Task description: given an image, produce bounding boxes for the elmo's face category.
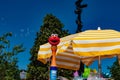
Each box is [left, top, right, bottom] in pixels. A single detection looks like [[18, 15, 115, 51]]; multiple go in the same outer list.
[[48, 34, 60, 46]]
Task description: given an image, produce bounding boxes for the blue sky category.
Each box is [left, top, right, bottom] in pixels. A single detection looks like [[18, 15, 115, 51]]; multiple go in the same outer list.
[[0, 0, 120, 73]]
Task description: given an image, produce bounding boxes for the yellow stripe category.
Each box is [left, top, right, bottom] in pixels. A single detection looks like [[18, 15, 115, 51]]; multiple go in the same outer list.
[[73, 42, 120, 48], [73, 30, 120, 40], [37, 53, 51, 59], [57, 53, 80, 60], [58, 42, 70, 49], [73, 37, 120, 40], [73, 35, 120, 40], [39, 42, 70, 51], [56, 58, 80, 64], [77, 33, 120, 36], [66, 45, 73, 49], [40, 48, 50, 51], [37, 58, 47, 64], [82, 60, 93, 66], [56, 64, 79, 70], [74, 49, 120, 56]]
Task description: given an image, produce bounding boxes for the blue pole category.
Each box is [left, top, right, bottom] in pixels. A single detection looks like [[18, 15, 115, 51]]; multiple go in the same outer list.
[[50, 66, 57, 80]]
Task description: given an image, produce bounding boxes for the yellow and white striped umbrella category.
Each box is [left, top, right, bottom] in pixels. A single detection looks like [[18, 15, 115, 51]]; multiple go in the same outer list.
[[38, 29, 120, 70], [72, 29, 120, 56]]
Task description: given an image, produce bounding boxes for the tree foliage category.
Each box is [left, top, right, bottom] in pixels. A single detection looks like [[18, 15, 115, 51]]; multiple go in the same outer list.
[[27, 14, 74, 80], [0, 32, 25, 80], [108, 58, 120, 80]]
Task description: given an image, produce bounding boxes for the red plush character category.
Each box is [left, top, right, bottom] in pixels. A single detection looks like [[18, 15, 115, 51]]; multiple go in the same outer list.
[[48, 34, 60, 46]]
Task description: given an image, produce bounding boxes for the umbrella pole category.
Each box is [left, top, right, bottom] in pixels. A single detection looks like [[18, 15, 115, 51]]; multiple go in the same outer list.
[[98, 56, 101, 79], [117, 55, 120, 65]]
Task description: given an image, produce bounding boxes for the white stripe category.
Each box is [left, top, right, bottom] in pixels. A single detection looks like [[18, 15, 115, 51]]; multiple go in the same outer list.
[[58, 52, 93, 59], [58, 46, 68, 51], [67, 44, 73, 48], [40, 41, 70, 48], [38, 50, 52, 54], [65, 48, 73, 53], [58, 41, 70, 46], [40, 44, 51, 48], [73, 38, 120, 44], [73, 45, 120, 52], [58, 52, 77, 57]]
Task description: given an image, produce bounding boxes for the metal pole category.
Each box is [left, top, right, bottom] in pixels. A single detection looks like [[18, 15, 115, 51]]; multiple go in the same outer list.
[[98, 56, 101, 79], [117, 55, 120, 65]]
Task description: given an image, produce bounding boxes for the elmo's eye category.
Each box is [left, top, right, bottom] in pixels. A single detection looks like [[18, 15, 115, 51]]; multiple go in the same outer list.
[[51, 34, 58, 37]]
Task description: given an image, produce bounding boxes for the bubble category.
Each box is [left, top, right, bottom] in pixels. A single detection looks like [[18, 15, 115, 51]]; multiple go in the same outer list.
[[20, 29, 24, 32], [26, 28, 30, 34], [20, 34, 23, 37], [1, 17, 5, 21], [14, 34, 17, 37]]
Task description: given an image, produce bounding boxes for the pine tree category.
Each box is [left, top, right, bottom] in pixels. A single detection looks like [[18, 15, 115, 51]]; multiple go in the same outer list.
[[0, 32, 25, 80], [27, 14, 74, 80], [108, 58, 120, 80]]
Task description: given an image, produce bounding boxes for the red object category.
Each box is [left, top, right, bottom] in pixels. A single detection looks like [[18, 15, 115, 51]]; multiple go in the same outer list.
[[48, 34, 60, 46]]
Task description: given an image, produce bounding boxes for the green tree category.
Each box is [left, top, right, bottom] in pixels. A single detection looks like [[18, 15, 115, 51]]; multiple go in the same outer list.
[[0, 32, 25, 80], [27, 14, 73, 80], [108, 58, 120, 80]]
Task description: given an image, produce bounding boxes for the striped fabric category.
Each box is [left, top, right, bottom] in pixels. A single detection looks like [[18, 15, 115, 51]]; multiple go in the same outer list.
[[38, 32, 94, 70], [38, 29, 120, 70], [72, 30, 120, 56]]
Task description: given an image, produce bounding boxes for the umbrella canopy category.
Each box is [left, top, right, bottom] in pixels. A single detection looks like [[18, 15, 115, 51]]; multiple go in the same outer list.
[[69, 29, 120, 77], [38, 29, 120, 70], [56, 29, 120, 56], [71, 29, 120, 57], [38, 32, 90, 70]]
